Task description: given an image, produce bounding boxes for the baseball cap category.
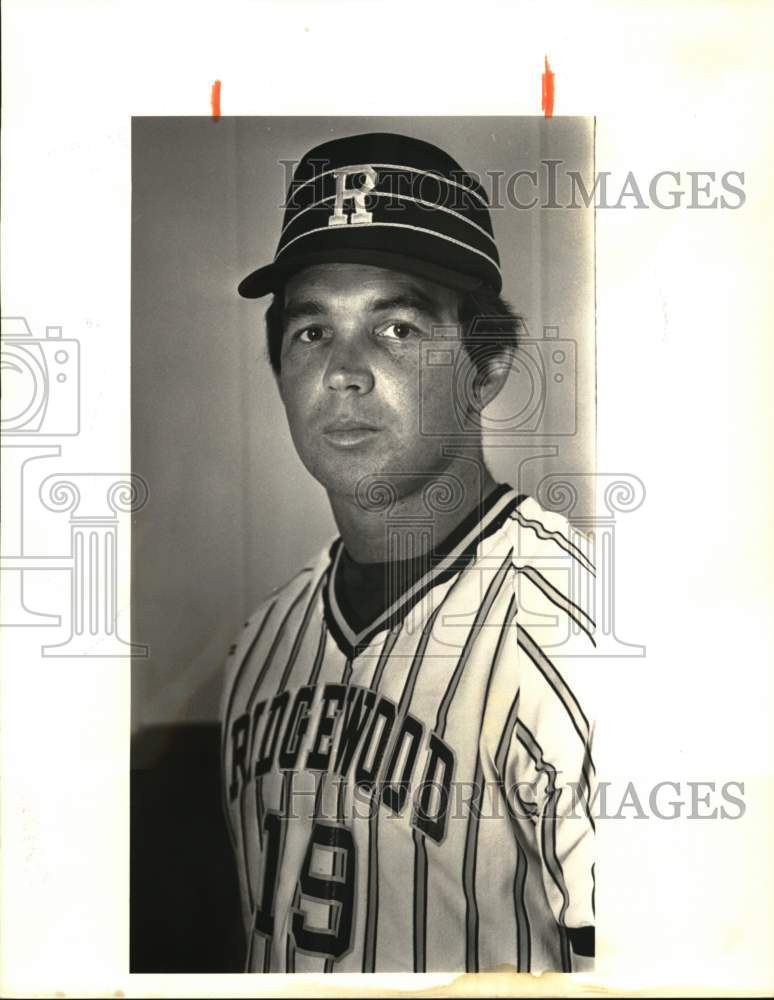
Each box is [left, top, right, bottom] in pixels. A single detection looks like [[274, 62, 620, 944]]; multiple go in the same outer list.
[[237, 132, 502, 298]]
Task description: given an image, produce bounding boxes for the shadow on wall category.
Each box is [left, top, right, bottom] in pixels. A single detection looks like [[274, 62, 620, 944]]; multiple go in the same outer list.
[[130, 723, 245, 972]]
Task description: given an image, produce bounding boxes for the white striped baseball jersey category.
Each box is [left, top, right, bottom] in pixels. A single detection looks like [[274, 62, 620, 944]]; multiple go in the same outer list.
[[221, 484, 596, 974]]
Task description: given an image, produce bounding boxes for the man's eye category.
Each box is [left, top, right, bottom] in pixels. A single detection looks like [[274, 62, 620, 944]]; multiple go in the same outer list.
[[376, 322, 416, 341], [297, 326, 326, 343]]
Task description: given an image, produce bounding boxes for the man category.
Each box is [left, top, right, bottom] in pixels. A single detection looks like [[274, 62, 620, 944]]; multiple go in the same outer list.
[[221, 132, 596, 974]]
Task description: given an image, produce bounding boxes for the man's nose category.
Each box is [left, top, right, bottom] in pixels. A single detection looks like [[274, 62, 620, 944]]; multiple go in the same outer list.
[[323, 339, 375, 394]]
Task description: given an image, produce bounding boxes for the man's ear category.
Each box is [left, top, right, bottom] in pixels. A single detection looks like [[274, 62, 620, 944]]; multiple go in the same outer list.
[[473, 352, 512, 411]]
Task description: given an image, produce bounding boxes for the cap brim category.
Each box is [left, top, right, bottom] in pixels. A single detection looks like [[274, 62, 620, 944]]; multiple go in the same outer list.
[[238, 248, 485, 299]]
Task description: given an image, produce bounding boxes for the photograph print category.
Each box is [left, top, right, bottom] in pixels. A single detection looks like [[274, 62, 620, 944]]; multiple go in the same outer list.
[[130, 116, 598, 975]]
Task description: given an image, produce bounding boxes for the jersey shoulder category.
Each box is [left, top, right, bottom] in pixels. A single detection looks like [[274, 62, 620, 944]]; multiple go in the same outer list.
[[242, 540, 332, 635], [219, 538, 336, 722], [506, 494, 594, 572], [500, 495, 596, 656]]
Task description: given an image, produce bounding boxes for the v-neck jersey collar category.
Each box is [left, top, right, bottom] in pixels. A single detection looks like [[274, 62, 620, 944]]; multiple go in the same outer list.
[[321, 483, 526, 658]]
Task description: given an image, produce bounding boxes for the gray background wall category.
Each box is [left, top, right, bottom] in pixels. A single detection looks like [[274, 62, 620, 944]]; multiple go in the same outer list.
[[131, 116, 595, 734]]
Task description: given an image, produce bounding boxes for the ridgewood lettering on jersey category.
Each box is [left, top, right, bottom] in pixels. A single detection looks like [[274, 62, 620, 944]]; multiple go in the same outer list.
[[228, 682, 455, 843]]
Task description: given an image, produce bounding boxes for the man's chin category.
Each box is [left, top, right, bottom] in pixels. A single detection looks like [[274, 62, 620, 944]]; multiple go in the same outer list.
[[304, 457, 461, 512], [303, 459, 383, 502]]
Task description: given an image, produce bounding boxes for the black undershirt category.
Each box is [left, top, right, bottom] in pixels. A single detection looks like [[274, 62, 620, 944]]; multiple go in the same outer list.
[[334, 482, 510, 635]]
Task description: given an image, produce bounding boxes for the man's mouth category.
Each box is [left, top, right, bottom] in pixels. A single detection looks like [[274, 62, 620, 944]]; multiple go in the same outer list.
[[321, 418, 382, 447]]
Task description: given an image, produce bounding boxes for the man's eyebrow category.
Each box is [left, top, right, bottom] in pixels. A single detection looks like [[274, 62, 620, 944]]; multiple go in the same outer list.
[[369, 291, 445, 317], [282, 289, 449, 325], [282, 298, 327, 324]]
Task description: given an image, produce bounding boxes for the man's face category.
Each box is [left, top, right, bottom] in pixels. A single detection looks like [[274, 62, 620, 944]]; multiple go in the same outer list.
[[277, 263, 474, 501]]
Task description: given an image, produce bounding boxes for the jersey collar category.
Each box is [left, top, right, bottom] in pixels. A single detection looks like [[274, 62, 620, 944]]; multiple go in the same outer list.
[[322, 484, 526, 658]]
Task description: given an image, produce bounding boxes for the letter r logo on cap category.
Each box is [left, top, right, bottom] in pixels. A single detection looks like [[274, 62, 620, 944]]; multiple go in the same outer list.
[[328, 165, 378, 227]]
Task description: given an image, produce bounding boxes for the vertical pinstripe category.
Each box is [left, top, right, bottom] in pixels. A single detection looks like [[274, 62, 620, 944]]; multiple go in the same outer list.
[[245, 580, 313, 714], [461, 593, 517, 972], [259, 772, 295, 973], [412, 829, 428, 972], [285, 768, 329, 972], [513, 837, 531, 972], [323, 656, 354, 973], [278, 574, 326, 691], [558, 924, 572, 972], [495, 687, 531, 972], [361, 623, 403, 972], [307, 617, 328, 686], [362, 795, 380, 973], [285, 616, 338, 972], [434, 550, 513, 738]]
